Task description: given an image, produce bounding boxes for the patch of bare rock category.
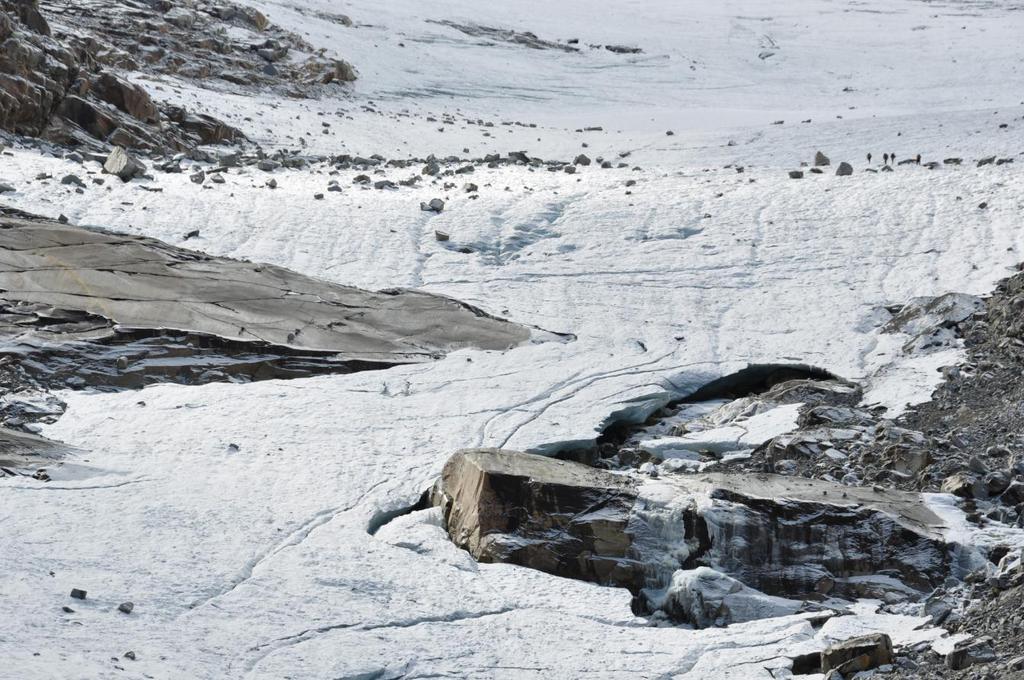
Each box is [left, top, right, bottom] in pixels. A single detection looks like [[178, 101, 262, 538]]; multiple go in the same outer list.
[[0, 0, 357, 153]]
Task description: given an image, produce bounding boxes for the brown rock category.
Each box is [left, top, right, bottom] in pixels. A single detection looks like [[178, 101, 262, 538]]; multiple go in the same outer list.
[[436, 449, 641, 588], [93, 72, 159, 123], [821, 634, 893, 674]]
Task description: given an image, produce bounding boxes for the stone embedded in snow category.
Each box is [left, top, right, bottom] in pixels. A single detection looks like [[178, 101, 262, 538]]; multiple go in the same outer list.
[[821, 633, 893, 674], [659, 567, 804, 627], [0, 183, 14, 193], [574, 154, 591, 166], [435, 449, 960, 623], [102, 147, 145, 182], [421, 198, 445, 212], [118, 601, 134, 614], [836, 162, 853, 176], [789, 170, 804, 179], [70, 588, 87, 600], [435, 230, 450, 242], [605, 44, 642, 54], [814, 151, 830, 166], [321, 59, 357, 84]]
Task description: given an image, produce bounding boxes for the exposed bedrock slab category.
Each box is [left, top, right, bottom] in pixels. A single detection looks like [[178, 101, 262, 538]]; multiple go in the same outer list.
[[436, 449, 973, 623], [0, 426, 77, 474], [0, 214, 532, 381]]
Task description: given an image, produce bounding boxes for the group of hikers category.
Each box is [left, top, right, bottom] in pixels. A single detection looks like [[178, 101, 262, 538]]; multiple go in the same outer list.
[[866, 153, 922, 165]]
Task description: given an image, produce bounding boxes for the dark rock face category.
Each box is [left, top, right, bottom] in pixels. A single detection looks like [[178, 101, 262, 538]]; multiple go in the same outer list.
[[435, 449, 961, 623], [0, 0, 357, 151], [0, 211, 532, 392], [92, 73, 158, 124], [436, 448, 642, 588], [0, 0, 243, 151], [698, 474, 950, 598]]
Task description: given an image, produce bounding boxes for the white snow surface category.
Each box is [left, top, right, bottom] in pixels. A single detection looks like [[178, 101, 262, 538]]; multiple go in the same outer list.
[[3, 0, 1024, 677]]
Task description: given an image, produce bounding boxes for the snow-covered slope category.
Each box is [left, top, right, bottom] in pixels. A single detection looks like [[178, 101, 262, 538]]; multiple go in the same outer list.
[[2, 0, 1024, 678]]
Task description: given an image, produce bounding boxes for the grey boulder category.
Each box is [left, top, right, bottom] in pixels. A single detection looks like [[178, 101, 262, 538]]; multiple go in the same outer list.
[[103, 146, 145, 182]]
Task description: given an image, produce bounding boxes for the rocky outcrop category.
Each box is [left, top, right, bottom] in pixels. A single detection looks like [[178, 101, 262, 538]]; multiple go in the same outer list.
[[0, 0, 245, 151], [0, 0, 358, 151], [437, 447, 641, 587], [821, 633, 894, 675], [92, 72, 158, 124], [884, 292, 984, 355], [0, 426, 76, 475], [435, 449, 965, 624], [0, 212, 533, 391]]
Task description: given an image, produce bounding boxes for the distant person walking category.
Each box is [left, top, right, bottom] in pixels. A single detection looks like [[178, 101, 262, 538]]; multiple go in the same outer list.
[[867, 153, 872, 164], [883, 153, 889, 164]]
